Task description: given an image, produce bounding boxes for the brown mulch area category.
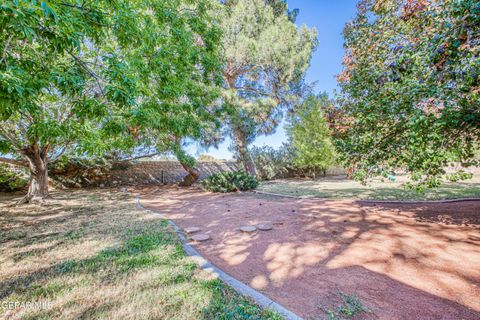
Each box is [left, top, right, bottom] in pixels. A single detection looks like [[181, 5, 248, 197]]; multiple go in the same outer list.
[[137, 186, 480, 320]]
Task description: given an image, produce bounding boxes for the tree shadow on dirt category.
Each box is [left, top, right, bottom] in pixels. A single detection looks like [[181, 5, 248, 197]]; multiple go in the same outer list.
[[140, 187, 480, 320], [372, 200, 480, 227]]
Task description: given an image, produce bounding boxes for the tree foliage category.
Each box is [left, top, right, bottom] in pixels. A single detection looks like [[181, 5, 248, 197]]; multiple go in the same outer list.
[[337, 0, 480, 187], [0, 0, 222, 200], [264, 0, 299, 22], [288, 94, 336, 178], [219, 0, 317, 175]]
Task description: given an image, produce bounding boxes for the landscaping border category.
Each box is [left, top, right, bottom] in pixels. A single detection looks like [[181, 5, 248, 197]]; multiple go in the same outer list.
[[134, 195, 303, 320], [253, 190, 480, 204]]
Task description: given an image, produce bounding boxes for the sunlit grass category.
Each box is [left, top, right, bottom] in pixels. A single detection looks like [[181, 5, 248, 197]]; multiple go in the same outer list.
[[258, 174, 480, 201], [318, 292, 369, 320], [0, 190, 280, 320]]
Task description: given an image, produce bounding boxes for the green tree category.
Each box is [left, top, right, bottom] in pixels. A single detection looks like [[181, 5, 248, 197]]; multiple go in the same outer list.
[[0, 0, 221, 202], [288, 94, 336, 178], [219, 0, 317, 176], [337, 0, 480, 187]]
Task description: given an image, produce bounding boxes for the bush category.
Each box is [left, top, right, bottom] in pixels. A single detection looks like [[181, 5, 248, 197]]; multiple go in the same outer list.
[[250, 145, 295, 180], [202, 171, 258, 193], [0, 164, 28, 192], [251, 144, 334, 180]]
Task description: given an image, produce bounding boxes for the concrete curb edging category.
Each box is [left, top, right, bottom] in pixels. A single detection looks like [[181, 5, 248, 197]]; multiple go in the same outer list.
[[253, 190, 480, 204], [357, 198, 480, 204], [253, 190, 313, 199], [134, 196, 303, 320]]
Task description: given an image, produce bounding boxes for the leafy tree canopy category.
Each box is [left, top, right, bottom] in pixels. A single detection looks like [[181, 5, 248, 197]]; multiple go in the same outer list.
[[0, 0, 222, 201], [219, 0, 317, 175], [337, 0, 480, 187]]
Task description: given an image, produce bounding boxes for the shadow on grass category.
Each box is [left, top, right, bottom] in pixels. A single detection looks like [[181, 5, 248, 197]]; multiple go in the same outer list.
[[0, 223, 175, 298], [0, 190, 280, 320], [259, 176, 480, 201]]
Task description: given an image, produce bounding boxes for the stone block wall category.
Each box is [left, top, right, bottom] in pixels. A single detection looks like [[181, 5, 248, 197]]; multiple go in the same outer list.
[[325, 166, 346, 176], [94, 161, 241, 187]]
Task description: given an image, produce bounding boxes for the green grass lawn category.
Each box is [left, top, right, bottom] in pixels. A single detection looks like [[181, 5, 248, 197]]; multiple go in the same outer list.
[[258, 174, 480, 201], [0, 190, 280, 320]]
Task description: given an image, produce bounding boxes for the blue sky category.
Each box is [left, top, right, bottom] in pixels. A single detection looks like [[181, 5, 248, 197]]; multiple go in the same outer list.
[[190, 0, 358, 159]]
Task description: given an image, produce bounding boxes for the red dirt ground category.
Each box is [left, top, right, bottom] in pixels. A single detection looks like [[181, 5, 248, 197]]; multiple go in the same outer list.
[[137, 186, 480, 320]]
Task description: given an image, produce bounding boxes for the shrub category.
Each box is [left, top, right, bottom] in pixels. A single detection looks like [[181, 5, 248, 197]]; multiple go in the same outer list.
[[0, 164, 28, 192], [251, 144, 336, 180], [250, 145, 295, 180], [202, 171, 258, 193]]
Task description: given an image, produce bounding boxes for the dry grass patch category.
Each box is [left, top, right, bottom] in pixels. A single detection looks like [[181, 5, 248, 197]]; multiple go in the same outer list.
[[0, 189, 280, 320], [258, 174, 480, 200]]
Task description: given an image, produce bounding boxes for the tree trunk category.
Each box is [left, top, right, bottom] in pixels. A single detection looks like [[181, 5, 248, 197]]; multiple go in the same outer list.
[[172, 139, 200, 187], [19, 144, 50, 203], [178, 160, 200, 187], [224, 70, 256, 177], [232, 128, 256, 177]]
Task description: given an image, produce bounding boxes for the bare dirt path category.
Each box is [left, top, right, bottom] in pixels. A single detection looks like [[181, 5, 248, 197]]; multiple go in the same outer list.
[[137, 186, 480, 320]]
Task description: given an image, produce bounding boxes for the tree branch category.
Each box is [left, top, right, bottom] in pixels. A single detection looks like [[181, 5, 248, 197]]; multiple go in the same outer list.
[[65, 49, 106, 98], [49, 142, 70, 162], [60, 2, 106, 16], [116, 153, 160, 162], [0, 125, 22, 150], [1, 34, 13, 66], [0, 157, 27, 167]]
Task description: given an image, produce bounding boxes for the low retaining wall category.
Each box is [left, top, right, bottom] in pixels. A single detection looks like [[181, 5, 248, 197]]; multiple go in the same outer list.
[[90, 161, 241, 187], [325, 166, 346, 176], [52, 160, 347, 188]]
